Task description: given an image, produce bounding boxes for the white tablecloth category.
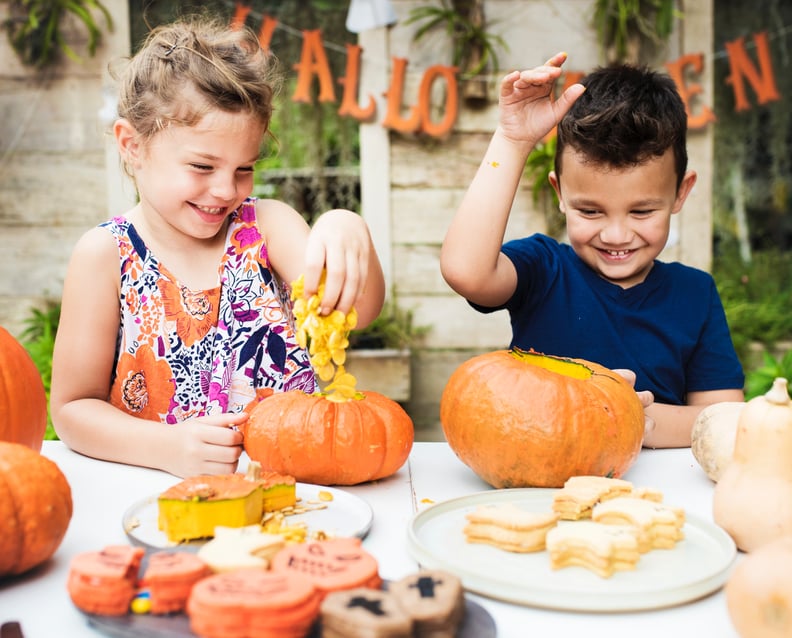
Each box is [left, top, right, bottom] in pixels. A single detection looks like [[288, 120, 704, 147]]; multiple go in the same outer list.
[[0, 441, 740, 638]]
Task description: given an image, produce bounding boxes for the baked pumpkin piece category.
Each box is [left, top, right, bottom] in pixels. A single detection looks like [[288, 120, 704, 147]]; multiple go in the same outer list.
[[158, 463, 296, 543]]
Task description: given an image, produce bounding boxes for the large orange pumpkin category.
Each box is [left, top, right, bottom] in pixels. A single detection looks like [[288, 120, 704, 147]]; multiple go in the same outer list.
[[0, 442, 73, 577], [0, 325, 47, 450], [440, 349, 645, 488], [243, 390, 414, 486]]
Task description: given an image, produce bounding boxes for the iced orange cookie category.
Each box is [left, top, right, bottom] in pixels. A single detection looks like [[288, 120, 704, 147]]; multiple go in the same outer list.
[[270, 537, 381, 599], [187, 568, 320, 638], [67, 545, 145, 616], [139, 550, 212, 614]]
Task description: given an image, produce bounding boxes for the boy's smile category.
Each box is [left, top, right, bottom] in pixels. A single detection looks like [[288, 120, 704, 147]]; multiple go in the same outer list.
[[550, 148, 696, 289]]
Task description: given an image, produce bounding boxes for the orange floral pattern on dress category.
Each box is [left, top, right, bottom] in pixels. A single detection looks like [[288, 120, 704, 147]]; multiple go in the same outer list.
[[109, 344, 174, 420], [159, 279, 220, 348], [101, 198, 316, 424]]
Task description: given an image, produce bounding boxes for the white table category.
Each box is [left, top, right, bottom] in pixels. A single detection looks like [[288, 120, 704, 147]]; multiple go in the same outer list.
[[1, 442, 740, 638]]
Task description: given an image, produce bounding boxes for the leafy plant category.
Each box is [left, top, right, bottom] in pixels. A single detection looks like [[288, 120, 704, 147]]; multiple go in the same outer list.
[[3, 0, 113, 68], [713, 249, 792, 361], [405, 0, 508, 79], [744, 350, 792, 400], [349, 295, 428, 351], [20, 302, 61, 440], [591, 0, 678, 63]]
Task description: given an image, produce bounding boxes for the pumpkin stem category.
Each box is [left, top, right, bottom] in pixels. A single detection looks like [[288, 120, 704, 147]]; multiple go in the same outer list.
[[765, 377, 791, 406]]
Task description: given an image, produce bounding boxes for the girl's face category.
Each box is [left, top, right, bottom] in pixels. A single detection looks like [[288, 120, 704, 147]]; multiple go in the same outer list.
[[549, 148, 696, 288], [128, 108, 265, 240]]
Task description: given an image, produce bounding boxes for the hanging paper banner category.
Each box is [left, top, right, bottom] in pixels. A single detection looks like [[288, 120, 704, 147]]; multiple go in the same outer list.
[[230, 2, 784, 139]]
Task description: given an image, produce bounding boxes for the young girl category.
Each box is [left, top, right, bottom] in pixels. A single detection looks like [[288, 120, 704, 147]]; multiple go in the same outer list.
[[50, 18, 385, 477]]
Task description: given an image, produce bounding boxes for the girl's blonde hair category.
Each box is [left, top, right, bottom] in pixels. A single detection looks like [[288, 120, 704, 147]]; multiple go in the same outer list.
[[116, 17, 278, 144]]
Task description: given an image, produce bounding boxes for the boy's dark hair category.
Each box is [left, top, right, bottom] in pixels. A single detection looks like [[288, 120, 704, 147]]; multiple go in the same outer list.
[[555, 64, 688, 189]]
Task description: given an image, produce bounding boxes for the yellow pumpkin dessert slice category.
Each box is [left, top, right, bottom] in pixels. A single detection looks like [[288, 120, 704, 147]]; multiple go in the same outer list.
[[157, 463, 296, 543]]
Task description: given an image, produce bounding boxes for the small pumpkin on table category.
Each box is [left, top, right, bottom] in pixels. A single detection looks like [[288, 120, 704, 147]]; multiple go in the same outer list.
[[0, 325, 73, 578], [243, 274, 415, 486]]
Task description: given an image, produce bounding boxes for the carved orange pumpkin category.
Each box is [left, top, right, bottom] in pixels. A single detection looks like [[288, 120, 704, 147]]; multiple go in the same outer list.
[[243, 390, 414, 486], [440, 349, 645, 488], [0, 442, 73, 577], [0, 325, 47, 450]]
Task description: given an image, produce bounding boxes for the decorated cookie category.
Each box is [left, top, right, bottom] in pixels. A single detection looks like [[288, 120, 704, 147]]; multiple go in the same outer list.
[[67, 545, 145, 616], [197, 525, 285, 572], [320, 587, 412, 638], [389, 569, 465, 637], [270, 537, 381, 599], [187, 568, 320, 638], [139, 550, 212, 614]]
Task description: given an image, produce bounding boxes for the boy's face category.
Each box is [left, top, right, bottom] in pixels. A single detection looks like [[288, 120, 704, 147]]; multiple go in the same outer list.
[[549, 148, 696, 289]]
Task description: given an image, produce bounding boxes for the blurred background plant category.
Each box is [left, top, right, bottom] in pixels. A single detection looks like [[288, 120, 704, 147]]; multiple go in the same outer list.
[[348, 294, 429, 350], [743, 350, 792, 400], [3, 0, 113, 68], [20, 301, 60, 439]]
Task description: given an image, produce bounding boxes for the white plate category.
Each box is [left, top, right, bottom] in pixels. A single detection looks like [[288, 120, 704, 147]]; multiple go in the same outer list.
[[123, 483, 373, 549], [407, 488, 736, 612]]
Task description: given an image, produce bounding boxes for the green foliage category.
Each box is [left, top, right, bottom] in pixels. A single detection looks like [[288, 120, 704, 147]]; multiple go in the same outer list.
[[524, 136, 558, 207], [3, 0, 113, 68], [405, 0, 508, 78], [349, 296, 429, 351], [591, 0, 678, 62], [713, 249, 792, 360], [20, 302, 61, 440], [744, 350, 792, 400]]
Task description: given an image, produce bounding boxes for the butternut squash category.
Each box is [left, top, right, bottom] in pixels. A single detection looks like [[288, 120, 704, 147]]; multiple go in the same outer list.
[[713, 378, 792, 552], [726, 535, 792, 638], [690, 401, 745, 482]]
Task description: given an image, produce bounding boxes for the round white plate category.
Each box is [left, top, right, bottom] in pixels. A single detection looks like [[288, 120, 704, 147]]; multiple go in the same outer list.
[[407, 488, 737, 612], [123, 483, 373, 549]]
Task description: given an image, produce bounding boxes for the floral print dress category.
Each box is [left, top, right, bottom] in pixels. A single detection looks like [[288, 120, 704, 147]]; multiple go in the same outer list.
[[105, 198, 316, 424]]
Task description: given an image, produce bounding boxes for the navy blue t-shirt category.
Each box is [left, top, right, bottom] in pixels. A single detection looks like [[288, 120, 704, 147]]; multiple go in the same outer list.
[[472, 234, 744, 405]]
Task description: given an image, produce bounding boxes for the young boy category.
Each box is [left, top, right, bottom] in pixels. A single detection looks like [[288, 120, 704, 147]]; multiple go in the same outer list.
[[440, 52, 744, 448]]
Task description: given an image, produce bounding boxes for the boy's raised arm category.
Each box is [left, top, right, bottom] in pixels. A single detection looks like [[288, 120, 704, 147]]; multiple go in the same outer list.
[[440, 53, 584, 307]]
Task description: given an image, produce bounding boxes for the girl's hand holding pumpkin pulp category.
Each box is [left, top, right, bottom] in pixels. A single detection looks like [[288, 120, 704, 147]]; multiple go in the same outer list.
[[300, 209, 385, 325]]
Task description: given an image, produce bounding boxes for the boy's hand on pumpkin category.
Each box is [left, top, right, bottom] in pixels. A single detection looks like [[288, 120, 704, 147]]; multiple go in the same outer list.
[[613, 368, 655, 443]]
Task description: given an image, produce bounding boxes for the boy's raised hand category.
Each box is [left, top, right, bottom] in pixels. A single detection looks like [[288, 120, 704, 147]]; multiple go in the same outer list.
[[498, 51, 585, 145]]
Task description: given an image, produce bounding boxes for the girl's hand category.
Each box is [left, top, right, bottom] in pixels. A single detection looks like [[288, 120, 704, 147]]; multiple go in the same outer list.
[[302, 209, 372, 316], [165, 412, 247, 477], [498, 51, 585, 145]]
